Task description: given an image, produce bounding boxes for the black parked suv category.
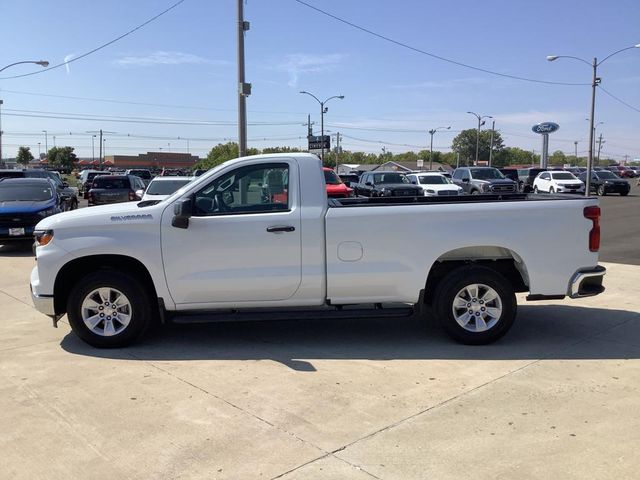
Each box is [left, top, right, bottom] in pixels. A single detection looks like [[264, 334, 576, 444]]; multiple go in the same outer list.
[[517, 168, 547, 193], [452, 167, 517, 194], [88, 175, 146, 206], [578, 170, 630, 196], [0, 169, 78, 210], [353, 171, 423, 197]]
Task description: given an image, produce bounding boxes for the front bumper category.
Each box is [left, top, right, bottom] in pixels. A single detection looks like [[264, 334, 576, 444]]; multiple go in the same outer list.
[[30, 286, 56, 316], [568, 266, 606, 298]]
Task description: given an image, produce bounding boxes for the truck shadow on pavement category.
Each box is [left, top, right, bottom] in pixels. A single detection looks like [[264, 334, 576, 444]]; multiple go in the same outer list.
[[60, 304, 640, 371]]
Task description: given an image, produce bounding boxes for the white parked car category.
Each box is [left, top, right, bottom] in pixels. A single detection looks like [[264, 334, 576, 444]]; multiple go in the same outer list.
[[406, 172, 464, 196], [141, 176, 191, 202], [533, 171, 585, 194]]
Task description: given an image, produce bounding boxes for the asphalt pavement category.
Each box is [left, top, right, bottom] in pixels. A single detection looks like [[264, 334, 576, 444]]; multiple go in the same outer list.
[[598, 182, 640, 265]]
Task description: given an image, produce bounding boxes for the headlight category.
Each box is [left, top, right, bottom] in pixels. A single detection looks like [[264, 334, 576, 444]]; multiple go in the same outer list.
[[34, 229, 54, 247], [426, 189, 435, 194], [38, 208, 56, 217], [481, 183, 491, 192]]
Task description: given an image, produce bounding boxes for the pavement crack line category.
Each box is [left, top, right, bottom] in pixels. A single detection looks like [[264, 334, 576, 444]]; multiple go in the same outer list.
[[0, 288, 32, 308]]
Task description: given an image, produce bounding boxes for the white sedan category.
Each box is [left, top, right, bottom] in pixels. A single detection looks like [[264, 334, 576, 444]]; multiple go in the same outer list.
[[406, 172, 464, 196], [141, 176, 192, 202], [533, 171, 585, 194]]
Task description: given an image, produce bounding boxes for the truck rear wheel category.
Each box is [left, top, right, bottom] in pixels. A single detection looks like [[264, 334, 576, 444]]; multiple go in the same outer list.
[[433, 266, 517, 345], [66, 271, 152, 348]]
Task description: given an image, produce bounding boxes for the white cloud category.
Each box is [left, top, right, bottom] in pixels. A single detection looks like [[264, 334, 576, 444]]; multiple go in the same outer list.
[[277, 53, 347, 87], [64, 54, 75, 74], [113, 51, 229, 67]]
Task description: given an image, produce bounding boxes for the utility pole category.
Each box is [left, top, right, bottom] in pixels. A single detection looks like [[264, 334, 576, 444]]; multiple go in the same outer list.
[[42, 130, 48, 157], [574, 141, 578, 162], [596, 133, 604, 165], [99, 129, 103, 169], [237, 0, 251, 157], [335, 131, 341, 169], [488, 120, 495, 166], [91, 135, 96, 163], [306, 114, 313, 140]]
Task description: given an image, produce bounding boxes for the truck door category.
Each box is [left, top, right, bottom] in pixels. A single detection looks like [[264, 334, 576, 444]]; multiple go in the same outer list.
[[161, 160, 302, 305]]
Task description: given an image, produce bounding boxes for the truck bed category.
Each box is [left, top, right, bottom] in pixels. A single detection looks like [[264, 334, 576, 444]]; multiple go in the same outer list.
[[329, 193, 590, 207]]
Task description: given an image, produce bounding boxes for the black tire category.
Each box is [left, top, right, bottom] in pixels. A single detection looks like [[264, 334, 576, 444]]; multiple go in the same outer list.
[[71, 198, 79, 210], [432, 266, 517, 345], [470, 189, 479, 195], [597, 185, 606, 196], [620, 191, 628, 196], [66, 270, 153, 348], [549, 187, 555, 194], [533, 186, 539, 194]]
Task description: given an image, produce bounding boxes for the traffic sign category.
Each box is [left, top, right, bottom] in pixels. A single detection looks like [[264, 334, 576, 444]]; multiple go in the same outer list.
[[308, 135, 330, 151]]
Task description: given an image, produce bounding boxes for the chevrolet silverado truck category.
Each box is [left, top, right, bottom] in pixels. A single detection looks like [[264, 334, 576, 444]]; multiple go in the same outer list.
[[30, 153, 606, 348]]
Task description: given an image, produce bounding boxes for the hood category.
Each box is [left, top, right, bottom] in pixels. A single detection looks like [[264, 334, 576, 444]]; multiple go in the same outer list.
[[326, 184, 352, 193], [420, 184, 462, 192], [378, 183, 422, 190], [35, 201, 161, 231], [0, 199, 55, 214], [554, 179, 583, 185]]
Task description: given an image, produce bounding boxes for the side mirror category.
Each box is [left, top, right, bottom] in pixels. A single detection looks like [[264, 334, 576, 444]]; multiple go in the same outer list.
[[411, 180, 417, 184], [365, 181, 373, 186], [462, 178, 470, 183], [62, 181, 69, 188], [135, 189, 144, 199], [172, 198, 192, 229]]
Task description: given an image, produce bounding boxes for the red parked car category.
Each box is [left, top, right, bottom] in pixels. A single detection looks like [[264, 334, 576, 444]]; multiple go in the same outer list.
[[323, 167, 354, 198], [607, 165, 636, 178]]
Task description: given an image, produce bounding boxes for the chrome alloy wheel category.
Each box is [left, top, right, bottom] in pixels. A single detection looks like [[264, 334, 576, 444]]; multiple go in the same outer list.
[[81, 287, 132, 337], [452, 283, 503, 332]]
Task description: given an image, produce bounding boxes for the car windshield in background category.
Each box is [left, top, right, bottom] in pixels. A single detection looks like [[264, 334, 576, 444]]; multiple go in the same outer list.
[[93, 177, 130, 189], [147, 179, 191, 195], [551, 172, 576, 180], [470, 168, 504, 180], [419, 176, 450, 185], [323, 170, 342, 185], [86, 172, 106, 182], [130, 170, 151, 179], [374, 173, 409, 184], [0, 185, 53, 201], [597, 171, 620, 180]]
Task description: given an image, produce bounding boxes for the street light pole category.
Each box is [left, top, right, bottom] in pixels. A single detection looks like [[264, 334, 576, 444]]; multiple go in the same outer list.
[[0, 100, 3, 163], [42, 130, 48, 156], [300, 91, 344, 163], [91, 135, 96, 163], [488, 120, 496, 166], [237, 0, 251, 157], [467, 111, 492, 165], [547, 43, 639, 196], [0, 60, 49, 73], [574, 141, 578, 161], [428, 126, 451, 170]]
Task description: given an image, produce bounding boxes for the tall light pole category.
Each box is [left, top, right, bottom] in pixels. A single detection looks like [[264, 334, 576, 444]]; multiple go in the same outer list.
[[428, 126, 451, 170], [38, 142, 41, 158], [91, 135, 96, 163], [488, 120, 496, 166], [574, 141, 578, 161], [42, 130, 48, 156], [547, 43, 640, 196], [299, 91, 344, 163], [467, 111, 492, 165], [0, 60, 49, 73], [237, 0, 251, 157]]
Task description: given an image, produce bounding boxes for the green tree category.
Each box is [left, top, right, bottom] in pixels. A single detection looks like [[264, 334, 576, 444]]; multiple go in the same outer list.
[[451, 128, 504, 165], [493, 147, 536, 167], [549, 150, 567, 166], [47, 146, 77, 172], [16, 146, 34, 166], [195, 142, 259, 169], [262, 146, 302, 154]]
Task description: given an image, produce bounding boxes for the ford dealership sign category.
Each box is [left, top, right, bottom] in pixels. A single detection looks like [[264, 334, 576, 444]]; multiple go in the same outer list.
[[532, 122, 560, 134]]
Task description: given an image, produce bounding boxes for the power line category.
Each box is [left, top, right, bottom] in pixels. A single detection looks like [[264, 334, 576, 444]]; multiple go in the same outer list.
[[0, 0, 186, 80], [599, 86, 640, 114], [292, 0, 588, 87]]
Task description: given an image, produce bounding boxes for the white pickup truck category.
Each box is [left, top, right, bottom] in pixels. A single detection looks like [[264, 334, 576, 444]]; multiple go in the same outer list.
[[30, 153, 605, 347]]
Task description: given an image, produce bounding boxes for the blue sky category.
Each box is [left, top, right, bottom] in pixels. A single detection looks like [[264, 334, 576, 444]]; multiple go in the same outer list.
[[1, 0, 639, 161]]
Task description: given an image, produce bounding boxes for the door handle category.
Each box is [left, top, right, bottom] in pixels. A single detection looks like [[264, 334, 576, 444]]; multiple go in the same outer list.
[[266, 225, 295, 233]]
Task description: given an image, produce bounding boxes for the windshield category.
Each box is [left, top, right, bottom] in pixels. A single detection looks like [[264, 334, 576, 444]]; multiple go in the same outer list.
[[146, 179, 190, 195], [93, 177, 130, 189], [0, 184, 53, 201], [373, 173, 409, 184], [130, 170, 151, 179], [323, 170, 343, 185], [470, 168, 505, 180], [551, 172, 576, 180], [597, 171, 619, 180], [419, 175, 451, 185], [86, 172, 108, 181]]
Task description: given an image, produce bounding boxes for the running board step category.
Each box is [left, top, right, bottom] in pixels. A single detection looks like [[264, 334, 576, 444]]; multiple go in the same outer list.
[[170, 306, 415, 324]]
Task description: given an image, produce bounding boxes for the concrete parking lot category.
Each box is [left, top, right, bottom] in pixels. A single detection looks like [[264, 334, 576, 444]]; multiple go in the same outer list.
[[1, 188, 639, 479]]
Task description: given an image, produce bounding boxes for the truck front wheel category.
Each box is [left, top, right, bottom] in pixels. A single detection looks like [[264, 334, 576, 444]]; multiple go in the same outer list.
[[433, 266, 517, 345], [66, 271, 152, 348]]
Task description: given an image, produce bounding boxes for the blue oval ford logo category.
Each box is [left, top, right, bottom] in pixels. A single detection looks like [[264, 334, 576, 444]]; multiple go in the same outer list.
[[532, 122, 560, 134]]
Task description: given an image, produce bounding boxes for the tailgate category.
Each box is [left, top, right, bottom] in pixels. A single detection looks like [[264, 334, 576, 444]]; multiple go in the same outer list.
[[91, 189, 130, 203]]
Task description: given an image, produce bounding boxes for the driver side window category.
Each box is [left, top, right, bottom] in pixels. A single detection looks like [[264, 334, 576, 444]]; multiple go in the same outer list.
[[193, 163, 290, 216]]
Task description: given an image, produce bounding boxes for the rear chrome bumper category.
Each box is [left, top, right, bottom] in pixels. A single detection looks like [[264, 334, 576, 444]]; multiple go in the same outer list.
[[568, 266, 606, 298]]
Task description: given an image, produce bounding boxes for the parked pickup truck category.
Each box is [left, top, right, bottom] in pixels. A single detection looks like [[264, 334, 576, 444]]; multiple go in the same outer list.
[[30, 153, 606, 348]]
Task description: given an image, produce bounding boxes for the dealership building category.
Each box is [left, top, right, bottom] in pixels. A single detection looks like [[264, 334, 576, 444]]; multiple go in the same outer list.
[[101, 151, 200, 170]]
